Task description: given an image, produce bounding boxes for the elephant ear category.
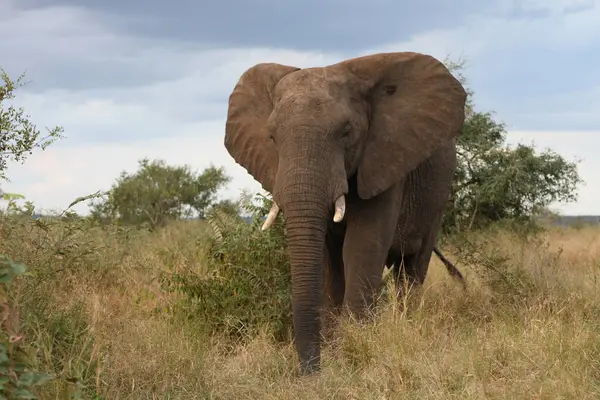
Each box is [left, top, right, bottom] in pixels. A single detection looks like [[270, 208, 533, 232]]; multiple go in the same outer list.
[[225, 63, 300, 193], [341, 52, 467, 199]]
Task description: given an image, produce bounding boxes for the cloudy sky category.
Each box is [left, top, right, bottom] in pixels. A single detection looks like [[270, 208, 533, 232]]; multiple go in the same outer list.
[[0, 0, 598, 215]]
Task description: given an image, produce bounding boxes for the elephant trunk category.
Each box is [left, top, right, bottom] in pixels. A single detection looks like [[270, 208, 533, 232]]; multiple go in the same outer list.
[[267, 128, 348, 374], [277, 166, 332, 374]]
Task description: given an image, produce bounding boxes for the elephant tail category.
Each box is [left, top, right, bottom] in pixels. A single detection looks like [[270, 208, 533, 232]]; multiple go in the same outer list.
[[433, 246, 466, 288]]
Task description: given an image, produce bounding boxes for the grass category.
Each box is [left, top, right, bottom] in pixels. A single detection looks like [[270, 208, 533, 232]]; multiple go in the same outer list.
[[1, 212, 599, 399]]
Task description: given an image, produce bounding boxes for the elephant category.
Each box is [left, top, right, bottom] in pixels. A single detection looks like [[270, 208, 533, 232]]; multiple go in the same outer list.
[[223, 51, 468, 375]]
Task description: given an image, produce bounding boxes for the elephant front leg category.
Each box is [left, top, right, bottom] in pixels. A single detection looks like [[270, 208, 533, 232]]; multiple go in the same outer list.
[[323, 230, 345, 312], [321, 230, 345, 340], [342, 184, 403, 318]]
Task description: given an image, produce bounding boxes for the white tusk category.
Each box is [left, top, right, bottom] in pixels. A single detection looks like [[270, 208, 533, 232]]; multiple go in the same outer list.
[[261, 202, 280, 231], [333, 195, 345, 222]]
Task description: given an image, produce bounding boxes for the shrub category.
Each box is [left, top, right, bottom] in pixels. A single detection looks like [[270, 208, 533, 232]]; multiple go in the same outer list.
[[441, 59, 582, 233], [89, 158, 231, 230], [1, 255, 54, 398], [161, 194, 293, 343], [0, 197, 142, 398]]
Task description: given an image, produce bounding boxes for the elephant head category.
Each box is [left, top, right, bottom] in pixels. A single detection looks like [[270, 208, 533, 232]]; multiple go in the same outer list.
[[224, 52, 467, 373]]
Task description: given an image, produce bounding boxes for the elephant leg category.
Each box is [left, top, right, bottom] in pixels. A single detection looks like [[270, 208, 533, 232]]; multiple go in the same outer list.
[[321, 229, 345, 339], [387, 235, 423, 300], [391, 253, 410, 294], [342, 184, 403, 318], [323, 230, 345, 310], [392, 243, 466, 300], [391, 251, 424, 300], [396, 228, 439, 298]]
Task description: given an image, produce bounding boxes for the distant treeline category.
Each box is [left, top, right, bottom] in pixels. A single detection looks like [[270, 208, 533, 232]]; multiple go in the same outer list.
[[543, 215, 600, 226]]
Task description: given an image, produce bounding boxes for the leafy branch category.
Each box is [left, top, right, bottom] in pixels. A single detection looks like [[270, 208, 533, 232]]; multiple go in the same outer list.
[[0, 68, 64, 182]]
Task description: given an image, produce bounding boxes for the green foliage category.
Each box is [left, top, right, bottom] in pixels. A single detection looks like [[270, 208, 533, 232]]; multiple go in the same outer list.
[[0, 255, 54, 399], [89, 158, 231, 230], [0, 69, 64, 182], [207, 198, 242, 217], [0, 193, 35, 218], [0, 68, 70, 397], [442, 60, 582, 233], [161, 193, 293, 343], [0, 196, 140, 398]]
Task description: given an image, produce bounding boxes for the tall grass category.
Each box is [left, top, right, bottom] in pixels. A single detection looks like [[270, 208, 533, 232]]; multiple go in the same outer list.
[[1, 207, 599, 399]]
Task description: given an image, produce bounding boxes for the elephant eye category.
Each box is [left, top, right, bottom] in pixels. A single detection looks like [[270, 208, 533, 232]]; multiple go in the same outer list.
[[341, 123, 352, 138], [383, 84, 397, 95], [269, 134, 276, 144]]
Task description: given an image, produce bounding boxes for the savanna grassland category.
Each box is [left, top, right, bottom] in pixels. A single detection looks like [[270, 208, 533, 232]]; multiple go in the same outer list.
[[1, 208, 599, 400], [2, 59, 594, 399]]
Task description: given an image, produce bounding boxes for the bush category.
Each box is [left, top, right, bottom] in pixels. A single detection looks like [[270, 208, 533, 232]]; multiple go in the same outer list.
[[0, 254, 54, 399], [441, 59, 582, 233], [161, 194, 293, 343], [0, 198, 144, 398], [89, 158, 231, 230]]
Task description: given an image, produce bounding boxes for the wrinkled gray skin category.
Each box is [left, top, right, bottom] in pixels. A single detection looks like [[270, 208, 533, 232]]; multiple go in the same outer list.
[[224, 52, 467, 375]]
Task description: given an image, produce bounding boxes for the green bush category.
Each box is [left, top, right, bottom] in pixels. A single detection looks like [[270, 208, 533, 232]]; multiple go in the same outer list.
[[161, 194, 293, 343], [441, 59, 582, 234], [0, 197, 141, 398], [1, 255, 54, 399]]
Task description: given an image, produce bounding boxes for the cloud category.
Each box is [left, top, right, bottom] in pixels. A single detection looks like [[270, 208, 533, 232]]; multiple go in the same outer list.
[[372, 1, 600, 131], [4, 128, 596, 216], [18, 0, 495, 51], [1, 1, 599, 215], [7, 46, 343, 143], [3, 123, 265, 215], [0, 3, 163, 90], [564, 0, 596, 15]]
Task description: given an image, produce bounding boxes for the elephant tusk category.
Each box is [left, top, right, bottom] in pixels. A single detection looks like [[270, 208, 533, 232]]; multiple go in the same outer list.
[[333, 195, 345, 222], [261, 202, 280, 231]]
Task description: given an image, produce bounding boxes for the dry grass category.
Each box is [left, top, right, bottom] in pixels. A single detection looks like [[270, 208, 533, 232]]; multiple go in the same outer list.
[[2, 216, 600, 399]]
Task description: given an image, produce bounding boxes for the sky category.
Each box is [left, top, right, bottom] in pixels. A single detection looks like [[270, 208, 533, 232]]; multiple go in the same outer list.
[[0, 0, 598, 215]]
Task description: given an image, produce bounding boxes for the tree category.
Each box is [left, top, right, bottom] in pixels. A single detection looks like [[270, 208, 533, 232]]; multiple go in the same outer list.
[[0, 68, 64, 182], [441, 59, 582, 232], [90, 158, 231, 229], [207, 198, 242, 217], [0, 68, 62, 394]]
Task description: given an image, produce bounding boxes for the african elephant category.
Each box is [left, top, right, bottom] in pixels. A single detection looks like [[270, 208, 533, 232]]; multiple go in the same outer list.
[[224, 51, 467, 374]]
